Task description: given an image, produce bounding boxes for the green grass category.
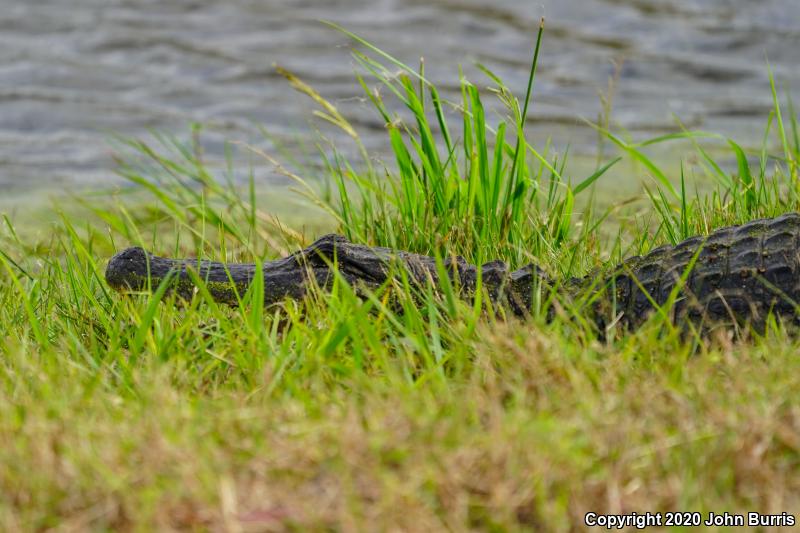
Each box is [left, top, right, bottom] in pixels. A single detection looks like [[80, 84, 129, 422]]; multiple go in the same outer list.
[[2, 23, 800, 531]]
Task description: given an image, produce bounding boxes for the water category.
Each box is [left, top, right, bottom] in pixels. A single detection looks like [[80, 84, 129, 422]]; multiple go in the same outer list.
[[1, 0, 798, 192]]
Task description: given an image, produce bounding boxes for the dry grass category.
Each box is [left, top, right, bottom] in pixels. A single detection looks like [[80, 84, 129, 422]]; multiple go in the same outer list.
[[3, 320, 799, 531]]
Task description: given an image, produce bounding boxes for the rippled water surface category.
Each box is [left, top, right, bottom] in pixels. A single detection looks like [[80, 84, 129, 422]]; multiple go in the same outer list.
[[2, 0, 799, 191]]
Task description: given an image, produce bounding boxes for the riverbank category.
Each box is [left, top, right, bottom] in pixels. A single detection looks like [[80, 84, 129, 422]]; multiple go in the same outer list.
[[3, 183, 800, 530], [2, 30, 800, 531]]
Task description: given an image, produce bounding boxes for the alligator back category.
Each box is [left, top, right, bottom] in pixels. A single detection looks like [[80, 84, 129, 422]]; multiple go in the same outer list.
[[591, 212, 800, 332]]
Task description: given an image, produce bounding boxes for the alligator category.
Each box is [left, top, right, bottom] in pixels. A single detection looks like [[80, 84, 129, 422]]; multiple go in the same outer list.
[[105, 212, 800, 333]]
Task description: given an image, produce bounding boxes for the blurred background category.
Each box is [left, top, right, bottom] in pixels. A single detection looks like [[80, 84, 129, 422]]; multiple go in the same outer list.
[[2, 0, 798, 193]]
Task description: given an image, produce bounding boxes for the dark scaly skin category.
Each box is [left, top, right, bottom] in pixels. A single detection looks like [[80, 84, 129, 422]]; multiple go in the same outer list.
[[105, 213, 800, 332], [591, 212, 800, 331], [105, 236, 500, 308]]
